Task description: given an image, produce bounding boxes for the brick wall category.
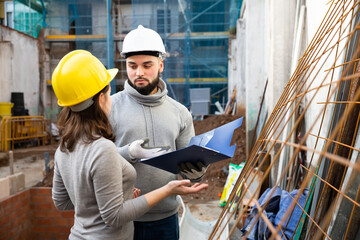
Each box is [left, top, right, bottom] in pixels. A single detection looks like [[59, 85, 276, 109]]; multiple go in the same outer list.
[[0, 187, 74, 240], [31, 188, 74, 239], [0, 190, 32, 239]]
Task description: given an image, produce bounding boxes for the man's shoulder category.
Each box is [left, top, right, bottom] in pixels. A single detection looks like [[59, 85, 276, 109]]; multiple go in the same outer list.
[[111, 91, 125, 99], [166, 96, 186, 108], [165, 96, 188, 111], [111, 91, 127, 106]]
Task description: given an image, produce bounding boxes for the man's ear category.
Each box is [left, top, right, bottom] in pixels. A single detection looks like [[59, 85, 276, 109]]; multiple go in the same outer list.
[[159, 59, 164, 73]]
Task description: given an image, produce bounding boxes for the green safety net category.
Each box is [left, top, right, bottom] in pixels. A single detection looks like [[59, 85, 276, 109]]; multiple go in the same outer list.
[[13, 0, 44, 38]]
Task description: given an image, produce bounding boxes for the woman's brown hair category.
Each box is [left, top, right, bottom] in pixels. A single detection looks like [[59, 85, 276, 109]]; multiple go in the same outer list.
[[57, 85, 115, 152]]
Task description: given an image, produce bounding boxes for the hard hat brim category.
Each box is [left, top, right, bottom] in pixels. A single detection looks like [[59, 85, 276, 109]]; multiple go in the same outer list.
[[107, 68, 118, 81]]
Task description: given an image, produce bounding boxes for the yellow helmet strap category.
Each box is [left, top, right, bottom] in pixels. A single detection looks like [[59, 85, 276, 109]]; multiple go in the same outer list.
[[70, 98, 94, 112]]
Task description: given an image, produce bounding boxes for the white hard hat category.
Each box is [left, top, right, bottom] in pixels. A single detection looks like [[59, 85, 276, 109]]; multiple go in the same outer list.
[[121, 25, 166, 58]]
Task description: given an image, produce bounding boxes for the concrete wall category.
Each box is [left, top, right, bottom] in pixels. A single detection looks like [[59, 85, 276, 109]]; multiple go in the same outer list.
[[231, 0, 268, 157], [0, 25, 40, 115], [0, 172, 25, 199], [228, 19, 246, 113], [267, 1, 296, 117], [229, 0, 296, 182], [304, 0, 348, 168], [267, 0, 297, 187]]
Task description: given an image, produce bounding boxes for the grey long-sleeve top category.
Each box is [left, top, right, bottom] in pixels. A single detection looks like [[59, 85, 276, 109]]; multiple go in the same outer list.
[[109, 79, 195, 222], [52, 137, 150, 240]]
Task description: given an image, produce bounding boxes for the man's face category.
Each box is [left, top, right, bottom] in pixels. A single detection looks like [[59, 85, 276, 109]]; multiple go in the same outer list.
[[126, 55, 164, 95]]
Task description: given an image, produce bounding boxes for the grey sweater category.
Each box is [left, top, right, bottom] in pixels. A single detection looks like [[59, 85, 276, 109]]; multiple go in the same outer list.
[[109, 79, 195, 221], [52, 137, 150, 240]]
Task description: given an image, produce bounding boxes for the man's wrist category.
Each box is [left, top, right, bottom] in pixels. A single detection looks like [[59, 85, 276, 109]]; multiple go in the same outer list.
[[128, 144, 137, 160], [189, 175, 204, 183]]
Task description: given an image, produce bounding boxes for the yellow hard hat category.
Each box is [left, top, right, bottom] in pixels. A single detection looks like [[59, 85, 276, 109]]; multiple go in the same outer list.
[[52, 50, 118, 107]]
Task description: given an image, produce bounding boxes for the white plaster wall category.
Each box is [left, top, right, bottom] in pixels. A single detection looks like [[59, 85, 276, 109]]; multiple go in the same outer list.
[[244, 0, 267, 155], [267, 0, 297, 187], [0, 42, 13, 101], [228, 19, 246, 111], [304, 1, 350, 167], [0, 26, 40, 115], [267, 0, 296, 115], [304, 1, 330, 168]]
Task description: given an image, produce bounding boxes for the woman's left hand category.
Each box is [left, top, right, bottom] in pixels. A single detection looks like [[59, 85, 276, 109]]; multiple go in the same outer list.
[[133, 188, 141, 198]]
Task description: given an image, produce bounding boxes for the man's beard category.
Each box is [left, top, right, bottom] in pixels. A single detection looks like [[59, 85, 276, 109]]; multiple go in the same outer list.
[[128, 72, 160, 95]]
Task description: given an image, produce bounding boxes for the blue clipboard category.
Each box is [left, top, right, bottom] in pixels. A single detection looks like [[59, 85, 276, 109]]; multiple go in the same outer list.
[[140, 117, 243, 174]]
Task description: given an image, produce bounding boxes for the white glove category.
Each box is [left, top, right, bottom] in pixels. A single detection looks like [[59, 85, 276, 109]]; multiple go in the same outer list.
[[178, 161, 208, 183], [128, 138, 170, 160]]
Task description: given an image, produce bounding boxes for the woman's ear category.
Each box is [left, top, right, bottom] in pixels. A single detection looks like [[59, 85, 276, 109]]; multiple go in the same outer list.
[[98, 92, 105, 109]]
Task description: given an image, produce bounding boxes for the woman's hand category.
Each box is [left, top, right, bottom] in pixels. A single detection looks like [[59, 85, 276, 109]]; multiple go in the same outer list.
[[133, 188, 141, 199], [144, 180, 208, 208], [166, 179, 208, 195]]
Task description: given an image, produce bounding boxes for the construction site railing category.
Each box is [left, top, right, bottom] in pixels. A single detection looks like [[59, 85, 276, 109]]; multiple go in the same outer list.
[[0, 116, 50, 152]]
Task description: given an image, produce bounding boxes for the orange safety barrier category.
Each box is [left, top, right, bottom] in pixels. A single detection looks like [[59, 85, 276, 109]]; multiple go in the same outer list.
[[0, 116, 50, 152]]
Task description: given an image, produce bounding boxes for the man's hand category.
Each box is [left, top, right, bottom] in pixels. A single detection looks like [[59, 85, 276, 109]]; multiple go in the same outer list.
[[178, 161, 208, 183], [128, 138, 170, 159]]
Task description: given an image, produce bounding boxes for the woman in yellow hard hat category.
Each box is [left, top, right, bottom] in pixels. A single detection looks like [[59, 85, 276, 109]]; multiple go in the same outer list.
[[51, 50, 207, 240]]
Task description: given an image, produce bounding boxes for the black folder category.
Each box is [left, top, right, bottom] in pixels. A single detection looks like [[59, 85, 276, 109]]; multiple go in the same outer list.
[[140, 117, 243, 174]]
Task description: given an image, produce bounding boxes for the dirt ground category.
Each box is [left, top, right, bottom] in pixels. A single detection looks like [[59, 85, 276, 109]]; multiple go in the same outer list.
[[0, 144, 57, 187], [0, 114, 246, 222]]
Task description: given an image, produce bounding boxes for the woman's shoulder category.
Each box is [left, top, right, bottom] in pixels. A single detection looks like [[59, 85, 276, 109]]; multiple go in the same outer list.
[[87, 138, 123, 165], [92, 137, 117, 150], [54, 146, 64, 158]]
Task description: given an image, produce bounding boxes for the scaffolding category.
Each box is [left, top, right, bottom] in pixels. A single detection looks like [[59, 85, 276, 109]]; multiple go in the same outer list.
[[47, 0, 114, 88], [115, 0, 242, 111], [12, 0, 242, 114]]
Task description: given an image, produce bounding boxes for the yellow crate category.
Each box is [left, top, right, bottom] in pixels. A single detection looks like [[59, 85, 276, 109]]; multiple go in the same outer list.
[[0, 102, 14, 118]]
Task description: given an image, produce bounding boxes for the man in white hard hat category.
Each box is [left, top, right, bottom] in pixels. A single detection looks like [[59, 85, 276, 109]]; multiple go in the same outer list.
[[109, 25, 207, 240]]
